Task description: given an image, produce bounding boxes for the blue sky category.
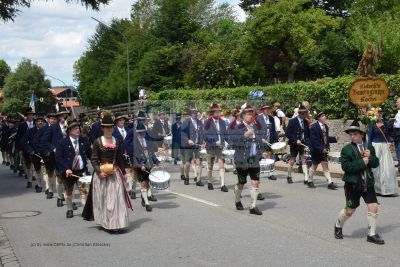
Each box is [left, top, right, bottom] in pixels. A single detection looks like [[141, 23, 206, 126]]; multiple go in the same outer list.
[[0, 0, 245, 87]]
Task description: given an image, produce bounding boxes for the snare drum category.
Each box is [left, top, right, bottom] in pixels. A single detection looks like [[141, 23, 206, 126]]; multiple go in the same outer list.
[[222, 149, 235, 163], [271, 142, 287, 154], [259, 159, 275, 174], [163, 136, 172, 145], [149, 170, 171, 190]]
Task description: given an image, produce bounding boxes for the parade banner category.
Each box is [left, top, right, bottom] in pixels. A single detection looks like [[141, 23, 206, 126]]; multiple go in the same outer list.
[[348, 78, 389, 107]]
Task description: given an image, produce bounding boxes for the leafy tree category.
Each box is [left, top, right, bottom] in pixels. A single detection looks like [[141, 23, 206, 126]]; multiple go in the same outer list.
[[0, 59, 10, 87], [1, 58, 53, 114], [245, 0, 341, 82]]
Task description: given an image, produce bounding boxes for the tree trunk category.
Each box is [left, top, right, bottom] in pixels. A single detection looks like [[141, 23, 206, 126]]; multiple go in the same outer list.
[[287, 61, 298, 83]]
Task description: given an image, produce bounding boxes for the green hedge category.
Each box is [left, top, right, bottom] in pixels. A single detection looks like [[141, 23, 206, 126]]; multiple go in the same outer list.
[[147, 74, 400, 119]]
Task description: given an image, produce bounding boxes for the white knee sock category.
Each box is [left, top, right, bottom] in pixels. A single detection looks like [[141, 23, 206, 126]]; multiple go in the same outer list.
[[336, 209, 350, 228], [43, 170, 49, 190], [234, 185, 242, 203], [48, 175, 55, 193], [250, 186, 259, 209], [208, 170, 213, 183], [127, 174, 133, 191], [324, 171, 333, 184], [192, 164, 197, 177], [367, 212, 378, 236], [26, 168, 32, 182], [1, 152, 5, 161], [180, 163, 184, 176], [148, 187, 153, 198], [196, 165, 201, 180], [141, 189, 149, 205], [57, 183, 64, 199], [132, 179, 137, 191], [66, 196, 73, 210], [36, 172, 43, 187], [219, 169, 225, 186], [80, 194, 86, 206], [288, 165, 292, 177], [184, 164, 190, 178], [302, 165, 309, 182], [309, 168, 315, 182]]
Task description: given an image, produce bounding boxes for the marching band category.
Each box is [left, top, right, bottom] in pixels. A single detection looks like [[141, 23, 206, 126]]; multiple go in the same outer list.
[[0, 101, 388, 243]]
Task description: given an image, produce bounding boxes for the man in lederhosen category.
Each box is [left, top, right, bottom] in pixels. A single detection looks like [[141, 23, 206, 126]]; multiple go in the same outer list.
[[56, 119, 91, 218], [256, 102, 278, 181], [21, 115, 47, 192], [16, 108, 35, 179], [181, 107, 204, 185], [132, 123, 159, 212], [231, 105, 265, 215], [334, 120, 384, 245], [171, 113, 184, 176], [204, 103, 228, 192], [113, 113, 133, 197], [151, 111, 171, 148], [124, 111, 151, 199], [308, 111, 338, 189], [40, 108, 69, 207], [33, 112, 57, 198], [285, 104, 310, 184]]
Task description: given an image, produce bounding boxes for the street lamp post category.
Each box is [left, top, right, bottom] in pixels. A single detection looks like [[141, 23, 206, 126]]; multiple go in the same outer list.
[[91, 17, 131, 115]]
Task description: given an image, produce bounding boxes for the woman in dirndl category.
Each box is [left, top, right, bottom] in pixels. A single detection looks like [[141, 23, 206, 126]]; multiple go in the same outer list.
[[83, 114, 132, 232], [367, 108, 399, 196]]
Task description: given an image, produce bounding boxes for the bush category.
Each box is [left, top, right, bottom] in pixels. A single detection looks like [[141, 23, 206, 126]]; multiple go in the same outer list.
[[147, 74, 400, 119]]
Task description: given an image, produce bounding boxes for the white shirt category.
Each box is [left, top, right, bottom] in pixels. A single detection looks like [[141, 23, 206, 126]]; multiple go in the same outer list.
[[276, 109, 285, 118], [244, 122, 256, 156], [69, 136, 84, 170], [118, 127, 126, 139], [60, 122, 67, 136], [139, 89, 145, 97], [395, 110, 400, 128], [214, 119, 221, 143], [274, 116, 281, 132], [191, 118, 199, 143], [27, 120, 34, 129]]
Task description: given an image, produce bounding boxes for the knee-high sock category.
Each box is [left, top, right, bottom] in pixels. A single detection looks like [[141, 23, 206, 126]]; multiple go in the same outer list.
[[66, 195, 73, 210], [141, 189, 149, 205], [196, 165, 201, 180], [147, 187, 153, 198], [367, 212, 378, 236], [184, 164, 190, 178], [324, 171, 333, 184], [234, 185, 242, 203], [192, 164, 197, 177], [335, 209, 350, 228], [208, 170, 213, 183], [288, 165, 292, 177], [302, 165, 309, 182], [48, 174, 55, 193], [57, 181, 64, 199], [250, 186, 259, 209], [219, 169, 225, 186], [1, 151, 5, 162], [26, 168, 32, 182], [35, 172, 43, 187], [5, 153, 10, 163], [80, 194, 86, 206], [180, 163, 184, 176], [126, 173, 133, 191], [309, 168, 315, 182], [42, 168, 49, 190]]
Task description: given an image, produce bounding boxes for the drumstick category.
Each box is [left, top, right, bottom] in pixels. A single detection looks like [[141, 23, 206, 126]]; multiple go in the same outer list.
[[70, 174, 81, 179], [33, 153, 43, 159]]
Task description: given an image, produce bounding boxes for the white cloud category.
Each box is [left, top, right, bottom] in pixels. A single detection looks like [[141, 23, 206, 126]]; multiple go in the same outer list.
[[0, 0, 245, 87]]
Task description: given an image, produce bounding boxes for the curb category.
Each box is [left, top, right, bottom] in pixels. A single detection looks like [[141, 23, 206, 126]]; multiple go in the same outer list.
[[0, 225, 20, 267]]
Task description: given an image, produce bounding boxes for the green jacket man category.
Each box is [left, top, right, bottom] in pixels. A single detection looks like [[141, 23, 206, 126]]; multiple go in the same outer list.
[[334, 120, 384, 245]]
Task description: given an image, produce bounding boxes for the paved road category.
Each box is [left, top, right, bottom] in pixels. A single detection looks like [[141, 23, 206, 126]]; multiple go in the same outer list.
[[0, 163, 399, 267]]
